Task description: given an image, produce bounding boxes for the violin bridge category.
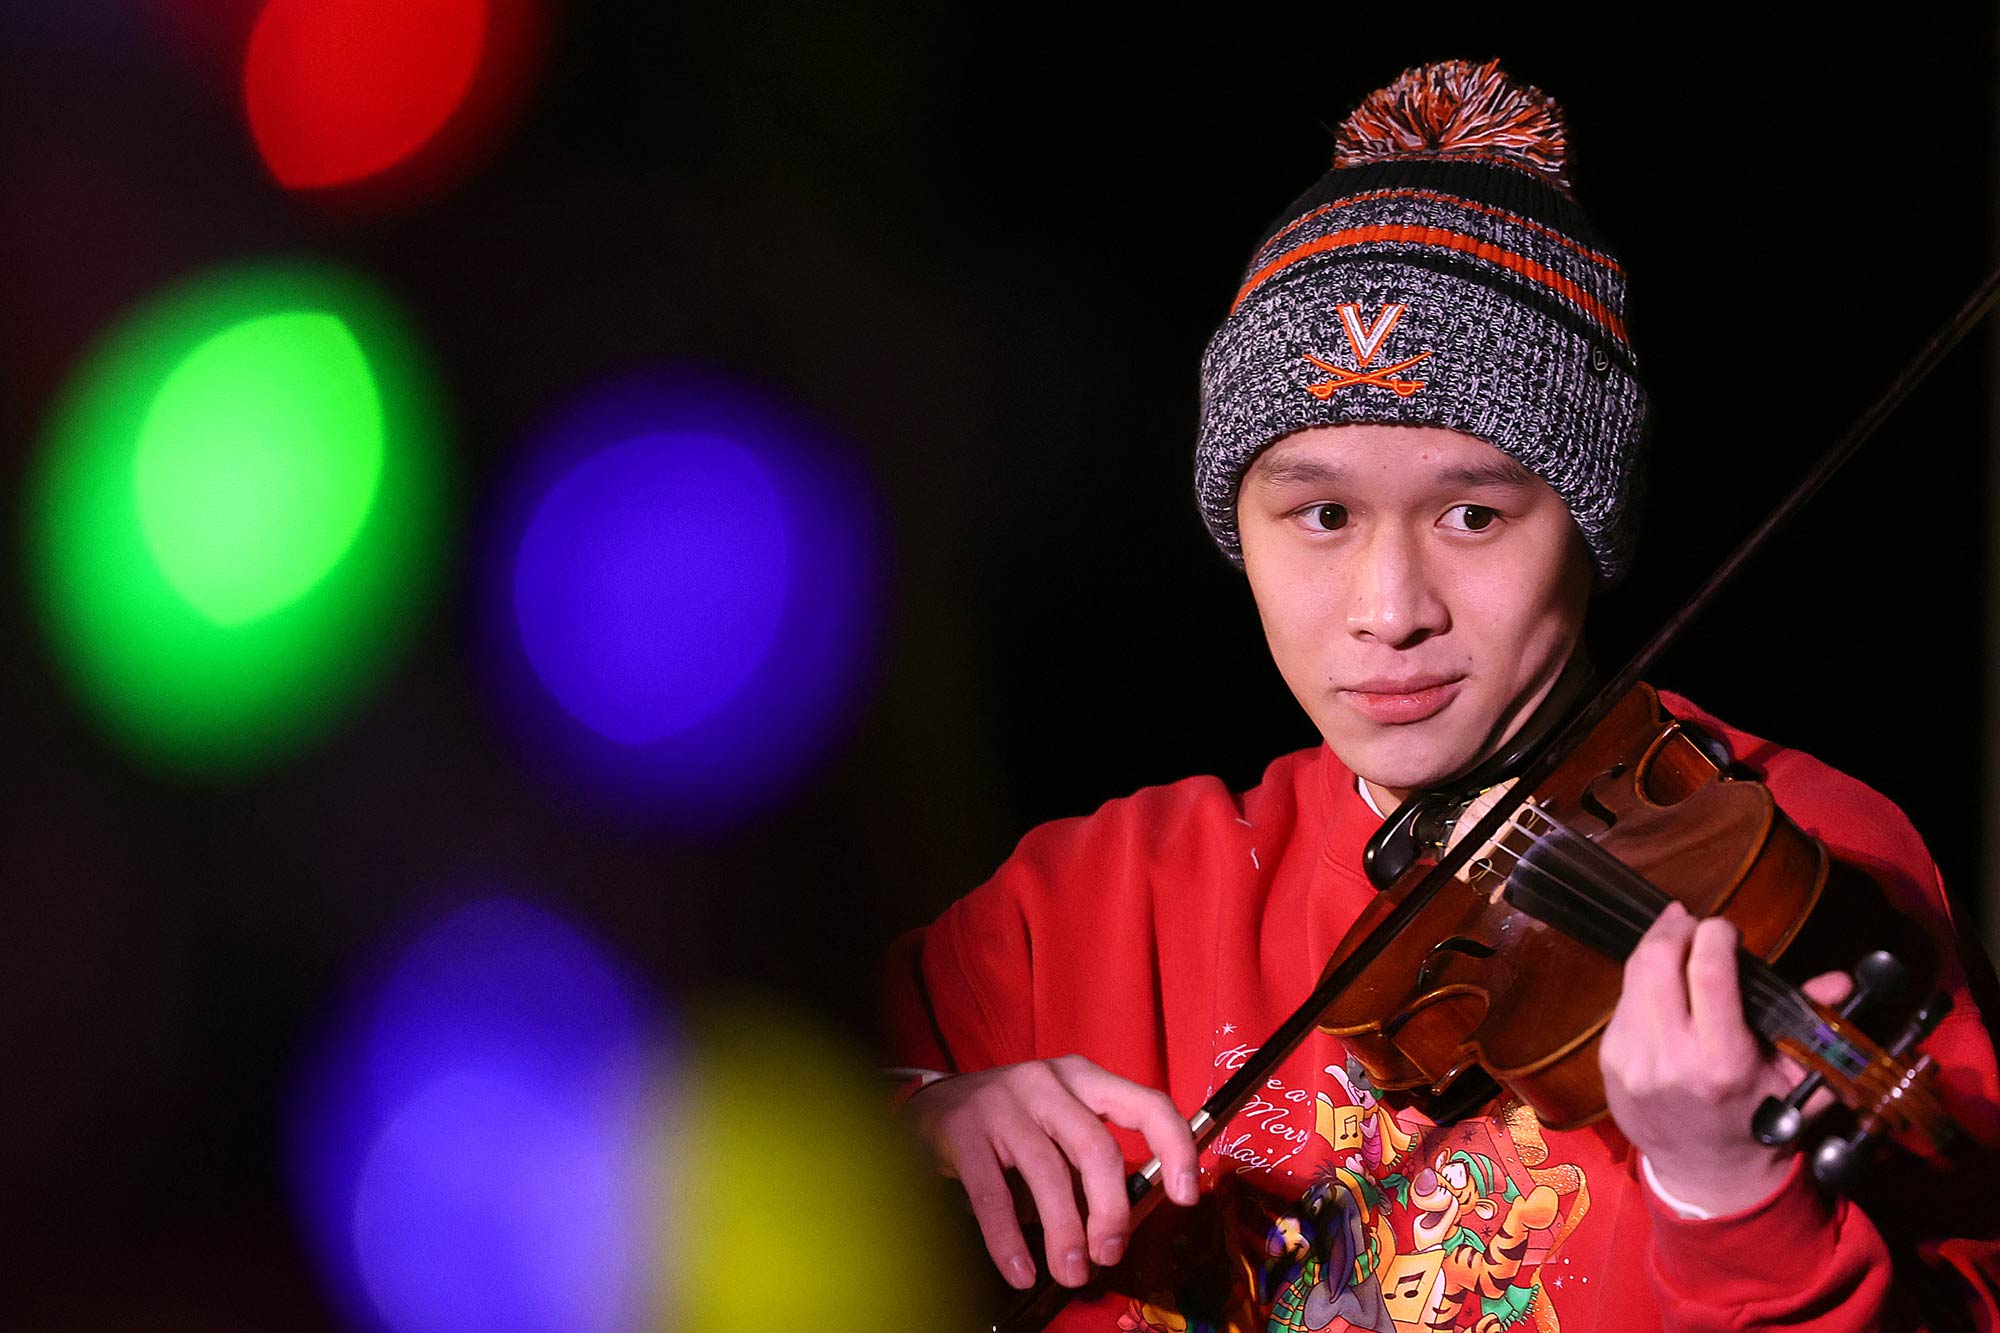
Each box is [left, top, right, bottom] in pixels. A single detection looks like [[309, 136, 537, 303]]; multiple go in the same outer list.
[[1465, 856, 1507, 903]]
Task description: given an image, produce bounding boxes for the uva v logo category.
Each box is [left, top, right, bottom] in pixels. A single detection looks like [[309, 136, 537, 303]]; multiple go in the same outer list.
[[1338, 302, 1404, 366], [1302, 301, 1431, 399]]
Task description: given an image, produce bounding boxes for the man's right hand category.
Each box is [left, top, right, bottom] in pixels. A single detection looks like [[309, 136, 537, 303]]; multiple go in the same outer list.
[[899, 1055, 1201, 1291]]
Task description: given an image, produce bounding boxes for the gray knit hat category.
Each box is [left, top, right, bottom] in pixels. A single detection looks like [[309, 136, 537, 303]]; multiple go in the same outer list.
[[1195, 59, 1647, 581]]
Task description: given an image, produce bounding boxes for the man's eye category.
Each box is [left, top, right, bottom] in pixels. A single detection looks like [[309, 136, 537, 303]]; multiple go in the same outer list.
[[1442, 504, 1498, 532], [1302, 503, 1349, 531]]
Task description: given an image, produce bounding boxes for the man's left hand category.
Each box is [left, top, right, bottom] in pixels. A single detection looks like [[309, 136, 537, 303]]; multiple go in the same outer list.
[[1599, 900, 1851, 1215]]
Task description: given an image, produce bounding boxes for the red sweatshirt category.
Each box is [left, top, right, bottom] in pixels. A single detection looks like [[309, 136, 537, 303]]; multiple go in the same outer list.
[[883, 694, 2000, 1331]]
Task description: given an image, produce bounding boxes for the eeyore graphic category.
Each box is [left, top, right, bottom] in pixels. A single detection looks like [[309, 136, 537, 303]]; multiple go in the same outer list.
[[1265, 1169, 1394, 1333]]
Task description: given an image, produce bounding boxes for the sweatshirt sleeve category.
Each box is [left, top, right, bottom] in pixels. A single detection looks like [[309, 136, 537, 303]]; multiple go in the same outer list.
[[878, 799, 1116, 1086], [878, 769, 1252, 1104], [1642, 994, 2000, 1330], [1643, 1155, 1891, 1327], [879, 875, 1039, 1081]]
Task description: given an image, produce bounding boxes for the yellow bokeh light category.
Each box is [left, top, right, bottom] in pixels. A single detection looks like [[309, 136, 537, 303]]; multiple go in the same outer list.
[[655, 998, 973, 1331]]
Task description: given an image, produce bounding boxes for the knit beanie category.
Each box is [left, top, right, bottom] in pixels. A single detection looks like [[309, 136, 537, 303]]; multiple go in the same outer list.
[[1194, 59, 1646, 581]]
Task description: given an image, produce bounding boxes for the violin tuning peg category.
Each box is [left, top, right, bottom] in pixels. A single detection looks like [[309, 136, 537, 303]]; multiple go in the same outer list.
[[1888, 994, 1952, 1058], [1811, 1124, 1877, 1195], [1846, 950, 1908, 1012], [1751, 1095, 1803, 1147], [1804, 995, 1954, 1195], [1752, 1069, 1825, 1147]]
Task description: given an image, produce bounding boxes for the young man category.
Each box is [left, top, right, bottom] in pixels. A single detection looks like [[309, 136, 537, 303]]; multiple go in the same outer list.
[[882, 61, 2000, 1330]]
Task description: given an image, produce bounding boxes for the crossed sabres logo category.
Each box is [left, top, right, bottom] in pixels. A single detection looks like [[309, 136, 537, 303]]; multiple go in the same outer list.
[[1303, 303, 1431, 399]]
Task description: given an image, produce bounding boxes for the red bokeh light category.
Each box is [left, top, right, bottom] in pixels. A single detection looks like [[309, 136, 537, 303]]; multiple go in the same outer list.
[[241, 0, 540, 206]]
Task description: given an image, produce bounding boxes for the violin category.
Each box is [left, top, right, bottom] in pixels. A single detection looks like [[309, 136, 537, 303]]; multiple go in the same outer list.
[[1322, 678, 1958, 1187], [990, 268, 2000, 1333]]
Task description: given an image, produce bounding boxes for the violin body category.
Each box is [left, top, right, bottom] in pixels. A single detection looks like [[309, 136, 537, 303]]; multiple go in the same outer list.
[[1319, 682, 1829, 1130]]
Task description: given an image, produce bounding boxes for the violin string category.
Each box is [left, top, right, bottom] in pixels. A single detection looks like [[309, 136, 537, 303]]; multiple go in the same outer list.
[[1483, 810, 1828, 1034], [1470, 805, 1834, 1042], [1481, 808, 1666, 930], [1446, 804, 1948, 1133], [1479, 809, 1945, 1122], [1516, 824, 1836, 1044], [1489, 842, 1831, 1053]]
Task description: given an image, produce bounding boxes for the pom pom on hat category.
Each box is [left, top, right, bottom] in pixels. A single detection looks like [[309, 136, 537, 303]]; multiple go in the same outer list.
[[1334, 58, 1571, 196]]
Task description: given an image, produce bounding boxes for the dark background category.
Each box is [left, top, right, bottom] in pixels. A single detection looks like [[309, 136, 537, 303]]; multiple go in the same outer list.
[[1, 4, 1993, 1327]]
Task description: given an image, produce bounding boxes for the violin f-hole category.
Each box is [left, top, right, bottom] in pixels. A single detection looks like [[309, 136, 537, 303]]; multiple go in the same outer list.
[[1415, 935, 1499, 992], [1576, 763, 1626, 832]]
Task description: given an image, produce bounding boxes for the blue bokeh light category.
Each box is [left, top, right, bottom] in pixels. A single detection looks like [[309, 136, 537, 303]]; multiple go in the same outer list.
[[513, 433, 789, 745], [489, 368, 888, 830], [290, 898, 659, 1333]]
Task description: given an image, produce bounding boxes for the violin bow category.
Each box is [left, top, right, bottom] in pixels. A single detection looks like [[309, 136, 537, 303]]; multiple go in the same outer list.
[[993, 265, 2000, 1333]]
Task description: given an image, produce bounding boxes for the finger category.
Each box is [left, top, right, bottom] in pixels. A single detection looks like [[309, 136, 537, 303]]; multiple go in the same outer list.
[[1056, 1058, 1201, 1208], [1031, 1092, 1133, 1267], [999, 1122, 1092, 1288], [1622, 900, 1697, 1040], [948, 1133, 1039, 1290], [1802, 970, 1855, 1008], [1685, 917, 1759, 1069], [1773, 974, 1858, 1083], [1790, 972, 1859, 1117]]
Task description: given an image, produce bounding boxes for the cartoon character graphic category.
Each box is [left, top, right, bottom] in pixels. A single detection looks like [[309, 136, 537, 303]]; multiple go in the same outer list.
[[1263, 1172, 1395, 1333], [1317, 1058, 1416, 1175], [1192, 1031, 1585, 1333], [1119, 1295, 1193, 1332], [1275, 1075, 1581, 1333], [1119, 1279, 1261, 1333], [1376, 1145, 1561, 1332]]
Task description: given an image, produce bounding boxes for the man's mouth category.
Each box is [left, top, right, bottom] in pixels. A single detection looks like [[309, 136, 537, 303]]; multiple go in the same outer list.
[[1337, 676, 1464, 725]]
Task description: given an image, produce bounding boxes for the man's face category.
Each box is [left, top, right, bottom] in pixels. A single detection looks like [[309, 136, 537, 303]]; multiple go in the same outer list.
[[1236, 423, 1592, 797]]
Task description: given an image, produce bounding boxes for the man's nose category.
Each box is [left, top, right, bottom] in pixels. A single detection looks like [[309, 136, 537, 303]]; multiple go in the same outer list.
[[1344, 526, 1447, 646]]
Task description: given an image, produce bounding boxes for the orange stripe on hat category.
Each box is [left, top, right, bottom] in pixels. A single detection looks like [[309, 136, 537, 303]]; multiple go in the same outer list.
[[1250, 186, 1626, 276], [1230, 222, 1629, 345]]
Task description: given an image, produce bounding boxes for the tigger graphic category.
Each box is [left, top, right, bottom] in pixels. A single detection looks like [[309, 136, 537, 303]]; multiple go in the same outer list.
[[1377, 1149, 1560, 1332]]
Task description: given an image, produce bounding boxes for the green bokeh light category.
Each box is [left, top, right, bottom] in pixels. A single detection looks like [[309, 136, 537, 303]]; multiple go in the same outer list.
[[136, 311, 386, 626], [27, 262, 448, 776]]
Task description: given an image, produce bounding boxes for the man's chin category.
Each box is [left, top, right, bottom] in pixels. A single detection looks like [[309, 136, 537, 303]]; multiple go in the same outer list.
[[1330, 729, 1480, 797]]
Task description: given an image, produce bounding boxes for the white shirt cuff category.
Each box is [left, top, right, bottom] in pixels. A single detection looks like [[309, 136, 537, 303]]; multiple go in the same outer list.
[[1640, 1154, 1717, 1220]]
